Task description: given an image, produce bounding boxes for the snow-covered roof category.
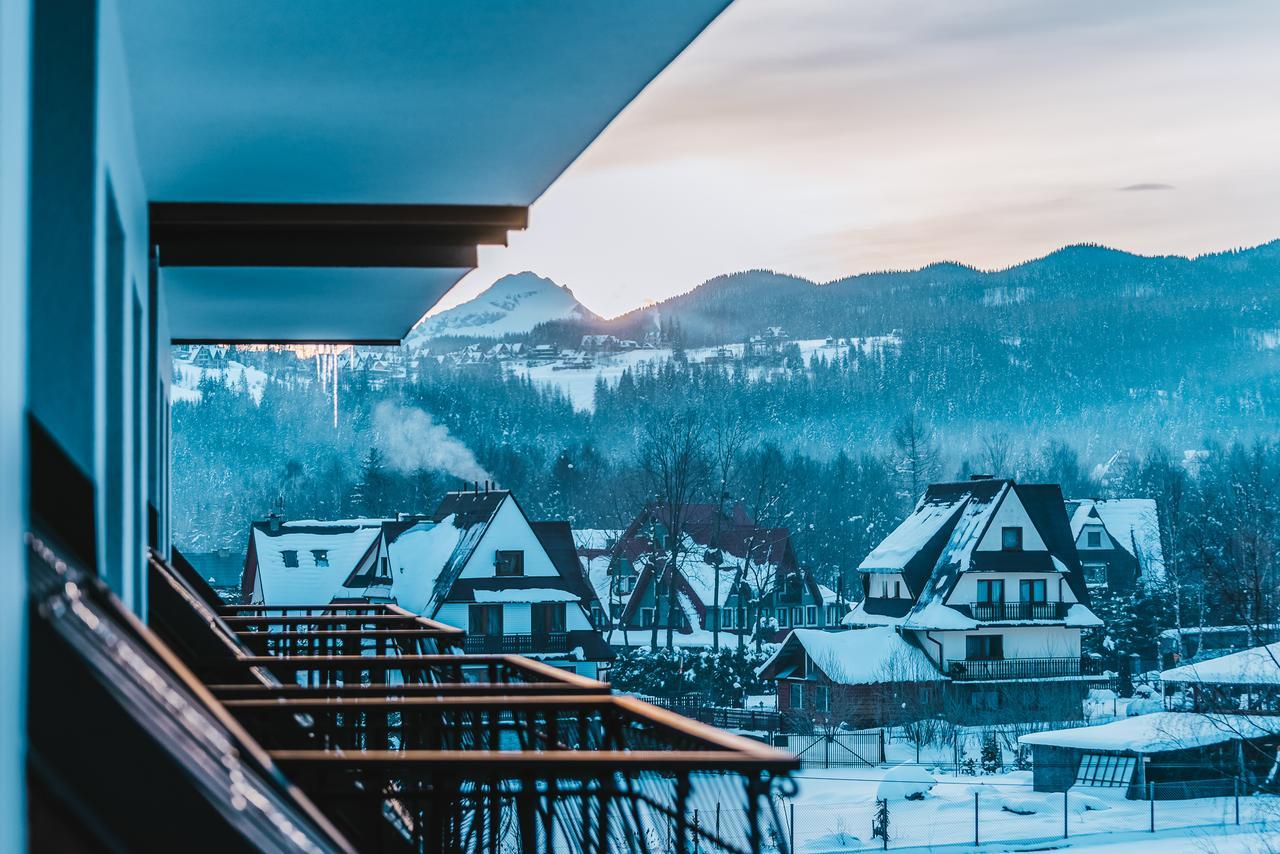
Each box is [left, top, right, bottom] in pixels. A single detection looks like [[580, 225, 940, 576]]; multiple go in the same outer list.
[[252, 524, 382, 603], [858, 498, 960, 572], [384, 519, 464, 614], [1161, 642, 1280, 686], [758, 627, 946, 685], [1019, 712, 1280, 753], [1068, 498, 1165, 582]]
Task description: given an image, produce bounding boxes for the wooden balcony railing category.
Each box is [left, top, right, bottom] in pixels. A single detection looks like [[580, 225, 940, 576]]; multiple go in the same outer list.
[[969, 601, 1069, 622], [947, 656, 1103, 680], [463, 632, 569, 654]]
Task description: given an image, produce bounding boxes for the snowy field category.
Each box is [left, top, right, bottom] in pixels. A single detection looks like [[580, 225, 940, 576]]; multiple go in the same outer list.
[[776, 765, 1279, 852], [507, 337, 898, 412], [171, 358, 270, 404]]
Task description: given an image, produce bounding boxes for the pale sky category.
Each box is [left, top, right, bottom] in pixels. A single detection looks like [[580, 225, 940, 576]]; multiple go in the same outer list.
[[432, 0, 1280, 319]]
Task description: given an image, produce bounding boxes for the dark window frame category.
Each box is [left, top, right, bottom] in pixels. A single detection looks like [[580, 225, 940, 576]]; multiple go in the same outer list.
[[1001, 526, 1023, 551], [281, 549, 299, 568], [495, 549, 525, 577], [966, 634, 1004, 660], [1019, 578, 1047, 603]]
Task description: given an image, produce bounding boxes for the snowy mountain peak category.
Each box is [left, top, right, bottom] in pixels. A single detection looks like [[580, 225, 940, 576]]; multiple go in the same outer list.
[[408, 272, 599, 344]]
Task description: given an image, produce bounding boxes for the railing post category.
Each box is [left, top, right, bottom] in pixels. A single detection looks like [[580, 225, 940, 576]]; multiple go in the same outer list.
[[1149, 781, 1155, 831], [974, 790, 979, 846], [1063, 790, 1068, 838], [715, 801, 721, 841]]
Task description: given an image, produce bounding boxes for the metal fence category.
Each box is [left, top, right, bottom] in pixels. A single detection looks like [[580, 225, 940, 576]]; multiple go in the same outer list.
[[765, 777, 1275, 852], [777, 733, 886, 769]]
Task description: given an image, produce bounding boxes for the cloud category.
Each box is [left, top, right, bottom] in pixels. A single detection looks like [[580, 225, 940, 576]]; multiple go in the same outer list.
[[1118, 183, 1176, 192]]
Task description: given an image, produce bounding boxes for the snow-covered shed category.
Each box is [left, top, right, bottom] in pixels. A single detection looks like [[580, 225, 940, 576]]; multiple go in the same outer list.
[[757, 628, 945, 728], [1020, 712, 1280, 798], [1161, 642, 1280, 714]]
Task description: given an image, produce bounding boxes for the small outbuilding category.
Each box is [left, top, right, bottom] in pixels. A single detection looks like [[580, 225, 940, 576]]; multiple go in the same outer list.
[[1019, 712, 1280, 799]]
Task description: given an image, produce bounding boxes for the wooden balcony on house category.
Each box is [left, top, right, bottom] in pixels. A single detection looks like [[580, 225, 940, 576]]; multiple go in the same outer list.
[[969, 601, 1069, 622], [947, 655, 1104, 681], [463, 631, 569, 655]]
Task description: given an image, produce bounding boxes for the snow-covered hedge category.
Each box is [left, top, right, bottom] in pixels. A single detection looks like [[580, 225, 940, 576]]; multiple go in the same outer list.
[[608, 645, 775, 705]]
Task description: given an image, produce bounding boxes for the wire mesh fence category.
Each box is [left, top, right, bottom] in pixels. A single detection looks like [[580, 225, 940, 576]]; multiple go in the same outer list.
[[701, 776, 1279, 852]]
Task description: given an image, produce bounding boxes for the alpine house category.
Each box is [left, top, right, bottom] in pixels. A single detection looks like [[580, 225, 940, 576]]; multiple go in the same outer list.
[[241, 489, 613, 678], [5, 2, 800, 850], [843, 476, 1106, 720]]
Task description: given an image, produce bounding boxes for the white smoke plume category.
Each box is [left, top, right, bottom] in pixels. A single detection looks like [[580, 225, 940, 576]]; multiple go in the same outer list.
[[372, 401, 492, 483]]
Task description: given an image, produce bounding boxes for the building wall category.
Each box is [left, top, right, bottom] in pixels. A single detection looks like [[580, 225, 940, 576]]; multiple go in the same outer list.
[[924, 626, 1082, 664], [458, 498, 559, 579], [1031, 745, 1081, 792], [947, 572, 1079, 606], [975, 489, 1048, 552], [1, 0, 32, 845]]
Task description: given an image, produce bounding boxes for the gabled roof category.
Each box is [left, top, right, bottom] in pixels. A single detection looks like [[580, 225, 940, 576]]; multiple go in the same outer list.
[[853, 478, 1095, 631], [757, 628, 946, 685], [1067, 498, 1165, 583], [249, 521, 384, 603]]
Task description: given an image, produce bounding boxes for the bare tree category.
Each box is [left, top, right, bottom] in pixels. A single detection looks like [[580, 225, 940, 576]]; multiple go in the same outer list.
[[636, 410, 708, 649], [981, 431, 1013, 477], [708, 417, 748, 650], [892, 412, 940, 499]]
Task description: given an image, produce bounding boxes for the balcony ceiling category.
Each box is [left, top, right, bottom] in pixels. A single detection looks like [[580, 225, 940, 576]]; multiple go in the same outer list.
[[118, 1, 731, 342]]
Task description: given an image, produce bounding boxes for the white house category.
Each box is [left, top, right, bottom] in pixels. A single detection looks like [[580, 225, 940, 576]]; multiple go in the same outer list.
[[844, 476, 1105, 719], [241, 489, 612, 677]]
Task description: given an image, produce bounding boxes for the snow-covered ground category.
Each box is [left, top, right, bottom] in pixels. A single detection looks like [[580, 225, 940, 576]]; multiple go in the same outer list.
[[782, 764, 1278, 852], [507, 337, 898, 412], [172, 358, 270, 404]]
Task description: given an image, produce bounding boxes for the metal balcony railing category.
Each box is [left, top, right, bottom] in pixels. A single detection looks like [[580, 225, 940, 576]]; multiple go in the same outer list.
[[145, 549, 798, 853], [947, 656, 1104, 680], [463, 631, 569, 654], [969, 601, 1068, 621]]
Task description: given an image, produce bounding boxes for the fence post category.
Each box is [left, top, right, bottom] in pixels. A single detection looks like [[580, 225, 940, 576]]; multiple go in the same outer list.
[[1235, 777, 1240, 825], [1063, 790, 1068, 838], [715, 802, 720, 840], [974, 791, 979, 846], [1149, 781, 1155, 832], [789, 802, 795, 854], [693, 809, 700, 854]]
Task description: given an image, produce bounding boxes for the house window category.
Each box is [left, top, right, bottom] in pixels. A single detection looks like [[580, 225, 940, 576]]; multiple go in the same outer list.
[[1019, 579, 1047, 603], [976, 579, 1004, 604], [813, 684, 830, 712], [966, 634, 1004, 660], [880, 580, 889, 598], [1086, 530, 1102, 548], [311, 549, 329, 567], [281, 550, 299, 568], [1001, 527, 1023, 551], [721, 607, 734, 628], [792, 683, 804, 710], [792, 607, 803, 626], [495, 550, 524, 576], [777, 608, 788, 627], [618, 575, 635, 594], [1084, 562, 1108, 586], [894, 580, 902, 598], [807, 605, 817, 625], [532, 603, 566, 635], [468, 604, 503, 636], [641, 608, 655, 627], [591, 605, 605, 629]]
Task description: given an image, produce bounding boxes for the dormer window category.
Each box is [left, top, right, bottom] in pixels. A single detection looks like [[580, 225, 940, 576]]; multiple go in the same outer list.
[[1001, 526, 1023, 551], [281, 550, 298, 568], [311, 549, 329, 567], [1086, 530, 1102, 548], [495, 550, 524, 576]]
